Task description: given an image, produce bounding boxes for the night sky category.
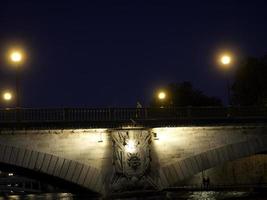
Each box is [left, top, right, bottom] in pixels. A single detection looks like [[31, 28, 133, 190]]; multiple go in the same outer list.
[[1, 1, 267, 107]]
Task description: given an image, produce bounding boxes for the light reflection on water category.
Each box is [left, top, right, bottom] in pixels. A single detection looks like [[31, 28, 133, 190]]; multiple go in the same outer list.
[[0, 191, 265, 200], [0, 193, 74, 200], [187, 191, 248, 200]]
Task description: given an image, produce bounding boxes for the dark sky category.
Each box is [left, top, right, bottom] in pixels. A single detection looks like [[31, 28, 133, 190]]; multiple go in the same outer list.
[[1, 1, 267, 107]]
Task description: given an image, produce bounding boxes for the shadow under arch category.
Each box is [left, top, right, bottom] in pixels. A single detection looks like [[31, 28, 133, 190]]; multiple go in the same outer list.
[[0, 162, 98, 195], [159, 138, 267, 188], [0, 144, 105, 195]]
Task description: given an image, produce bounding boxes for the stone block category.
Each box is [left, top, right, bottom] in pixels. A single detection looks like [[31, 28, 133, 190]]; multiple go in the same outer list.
[[9, 147, 19, 165], [77, 165, 90, 186], [35, 152, 45, 170], [158, 169, 168, 188], [185, 157, 199, 176], [40, 154, 52, 173], [3, 146, 12, 163], [179, 160, 189, 179], [168, 164, 180, 185], [160, 167, 171, 186], [172, 162, 184, 180], [206, 150, 217, 168], [194, 154, 204, 171], [53, 157, 65, 177], [0, 145, 6, 162], [46, 155, 58, 175], [84, 166, 96, 188], [65, 161, 77, 181], [199, 153, 209, 170], [16, 148, 26, 166], [187, 157, 199, 174], [22, 149, 32, 168], [28, 151, 39, 169], [59, 159, 71, 179], [71, 162, 83, 183], [94, 174, 105, 194]]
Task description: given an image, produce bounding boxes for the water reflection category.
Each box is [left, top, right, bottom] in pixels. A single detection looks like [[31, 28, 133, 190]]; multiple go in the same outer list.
[[0, 191, 266, 200], [0, 193, 74, 200], [188, 191, 247, 200]]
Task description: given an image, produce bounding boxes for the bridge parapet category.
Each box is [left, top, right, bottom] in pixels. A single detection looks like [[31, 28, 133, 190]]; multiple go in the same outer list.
[[0, 107, 266, 129]]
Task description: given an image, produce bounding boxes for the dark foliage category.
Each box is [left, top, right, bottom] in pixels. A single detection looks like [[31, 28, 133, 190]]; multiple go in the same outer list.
[[231, 55, 267, 106], [151, 81, 222, 107]]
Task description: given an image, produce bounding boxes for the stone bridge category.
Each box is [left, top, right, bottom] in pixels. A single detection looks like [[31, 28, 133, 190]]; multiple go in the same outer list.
[[0, 107, 266, 196]]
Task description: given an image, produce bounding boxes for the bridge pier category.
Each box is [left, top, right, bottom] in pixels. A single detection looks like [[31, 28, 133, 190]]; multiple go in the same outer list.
[[110, 129, 151, 191]]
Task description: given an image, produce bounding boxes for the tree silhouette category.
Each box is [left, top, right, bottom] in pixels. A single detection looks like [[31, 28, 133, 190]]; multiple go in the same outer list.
[[151, 81, 222, 107], [231, 55, 267, 106]]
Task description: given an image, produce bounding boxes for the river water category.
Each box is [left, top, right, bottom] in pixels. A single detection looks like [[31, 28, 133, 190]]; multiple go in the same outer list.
[[1, 191, 266, 200]]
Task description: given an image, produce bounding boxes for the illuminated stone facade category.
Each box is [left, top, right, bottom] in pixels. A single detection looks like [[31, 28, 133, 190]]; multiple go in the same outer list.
[[0, 125, 266, 195]]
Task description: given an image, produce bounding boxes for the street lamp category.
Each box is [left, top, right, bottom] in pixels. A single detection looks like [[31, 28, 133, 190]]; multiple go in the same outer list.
[[10, 51, 23, 63], [2, 91, 13, 102], [219, 54, 233, 105], [157, 91, 167, 108], [220, 55, 231, 67], [9, 49, 24, 108], [158, 91, 166, 100]]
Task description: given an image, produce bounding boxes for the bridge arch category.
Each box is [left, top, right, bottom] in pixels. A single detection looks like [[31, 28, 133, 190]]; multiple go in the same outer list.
[[0, 144, 105, 194], [159, 138, 267, 188]]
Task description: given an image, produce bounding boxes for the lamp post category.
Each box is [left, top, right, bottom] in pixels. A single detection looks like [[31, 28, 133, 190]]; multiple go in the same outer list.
[[219, 54, 232, 105], [9, 50, 23, 108]]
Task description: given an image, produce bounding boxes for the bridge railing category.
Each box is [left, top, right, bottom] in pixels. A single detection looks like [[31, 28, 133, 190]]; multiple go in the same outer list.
[[0, 106, 266, 123]]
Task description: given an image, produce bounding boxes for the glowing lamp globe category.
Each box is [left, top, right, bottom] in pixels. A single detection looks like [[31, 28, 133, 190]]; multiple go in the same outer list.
[[158, 92, 166, 100], [10, 51, 22, 63], [220, 55, 231, 65], [3, 92, 12, 101]]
